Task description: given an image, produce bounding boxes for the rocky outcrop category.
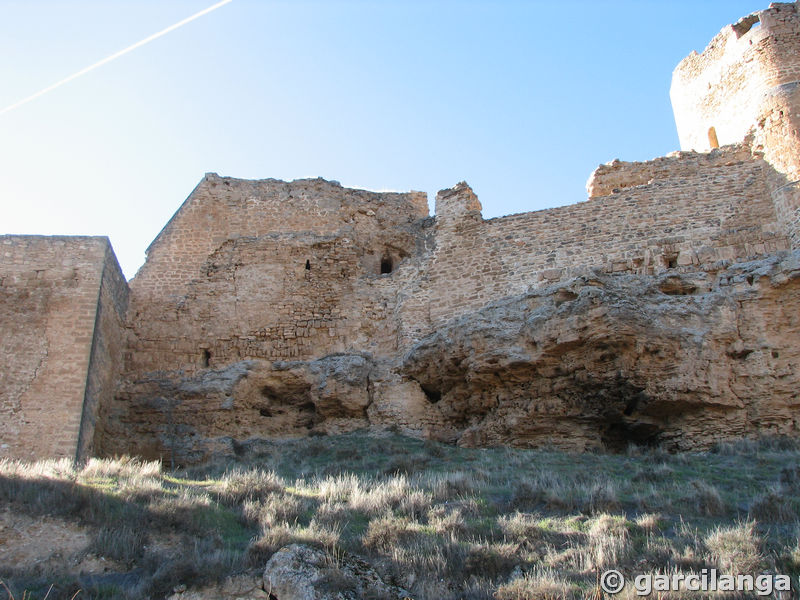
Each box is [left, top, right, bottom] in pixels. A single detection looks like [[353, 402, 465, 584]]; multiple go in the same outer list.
[[263, 544, 409, 600], [167, 575, 269, 600], [402, 251, 800, 451], [166, 544, 409, 600], [98, 354, 379, 464], [101, 252, 800, 461]]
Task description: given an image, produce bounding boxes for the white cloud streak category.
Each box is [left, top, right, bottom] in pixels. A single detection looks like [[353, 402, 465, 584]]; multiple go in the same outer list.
[[0, 0, 234, 116]]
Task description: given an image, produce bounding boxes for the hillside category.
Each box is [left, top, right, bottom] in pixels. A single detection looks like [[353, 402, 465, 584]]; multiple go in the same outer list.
[[2, 431, 799, 599]]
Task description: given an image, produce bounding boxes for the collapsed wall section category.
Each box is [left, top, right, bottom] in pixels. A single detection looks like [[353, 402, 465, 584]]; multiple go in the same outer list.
[[0, 236, 128, 461]]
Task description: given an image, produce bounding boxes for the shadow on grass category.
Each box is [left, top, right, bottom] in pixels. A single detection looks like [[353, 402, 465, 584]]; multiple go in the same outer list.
[[0, 473, 250, 600]]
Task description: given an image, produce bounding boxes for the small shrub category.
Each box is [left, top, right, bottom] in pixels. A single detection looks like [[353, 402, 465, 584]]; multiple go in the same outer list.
[[422, 439, 447, 458], [246, 520, 341, 567], [398, 489, 432, 519], [495, 568, 576, 600], [314, 501, 353, 528], [424, 471, 479, 501], [631, 463, 675, 483], [498, 512, 544, 542], [464, 543, 520, 580], [711, 438, 760, 456], [317, 473, 360, 503], [428, 505, 467, 535], [214, 468, 284, 505], [362, 514, 418, 552], [242, 492, 309, 528], [705, 519, 763, 574], [684, 480, 727, 517], [780, 465, 800, 491], [508, 479, 539, 511], [634, 513, 662, 533], [382, 453, 430, 476], [588, 514, 631, 569], [749, 489, 797, 523], [82, 456, 161, 480], [582, 481, 621, 514], [89, 526, 148, 564], [756, 435, 800, 453], [147, 487, 213, 532]]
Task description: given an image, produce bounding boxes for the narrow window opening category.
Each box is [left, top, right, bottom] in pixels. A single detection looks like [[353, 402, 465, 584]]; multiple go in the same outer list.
[[663, 253, 678, 269], [380, 256, 393, 274], [202, 349, 211, 368], [708, 126, 720, 149], [305, 259, 311, 270]]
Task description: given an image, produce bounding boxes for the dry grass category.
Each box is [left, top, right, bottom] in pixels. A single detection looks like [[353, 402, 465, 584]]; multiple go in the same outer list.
[[1, 431, 800, 599], [704, 519, 763, 574], [495, 567, 578, 600]]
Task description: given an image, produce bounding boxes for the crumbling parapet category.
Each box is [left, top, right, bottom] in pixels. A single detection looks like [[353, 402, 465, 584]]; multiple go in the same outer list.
[[671, 2, 800, 247], [434, 181, 482, 228]]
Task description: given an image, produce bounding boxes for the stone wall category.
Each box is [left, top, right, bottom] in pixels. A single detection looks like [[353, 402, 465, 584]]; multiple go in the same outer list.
[[77, 244, 130, 460], [125, 175, 430, 376], [671, 1, 800, 246], [99, 135, 795, 462], [4, 2, 800, 462], [0, 236, 127, 461], [124, 142, 790, 376], [400, 144, 790, 339]]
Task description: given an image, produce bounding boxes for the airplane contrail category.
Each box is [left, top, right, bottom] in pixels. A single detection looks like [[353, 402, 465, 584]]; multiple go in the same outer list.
[[0, 0, 233, 116]]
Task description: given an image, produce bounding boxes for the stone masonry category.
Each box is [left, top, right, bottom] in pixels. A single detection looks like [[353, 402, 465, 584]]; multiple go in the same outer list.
[[1, 3, 799, 462], [0, 237, 128, 461]]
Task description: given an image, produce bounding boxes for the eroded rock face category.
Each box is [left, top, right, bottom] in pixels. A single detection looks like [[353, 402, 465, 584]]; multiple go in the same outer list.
[[98, 355, 378, 464], [101, 251, 800, 462], [402, 251, 800, 451]]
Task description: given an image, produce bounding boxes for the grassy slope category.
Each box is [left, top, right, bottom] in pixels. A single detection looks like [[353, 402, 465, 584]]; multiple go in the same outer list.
[[1, 431, 799, 599]]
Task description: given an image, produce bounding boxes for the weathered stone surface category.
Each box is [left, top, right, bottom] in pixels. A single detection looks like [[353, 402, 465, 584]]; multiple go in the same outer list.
[[99, 355, 379, 463], [3, 3, 800, 462], [263, 544, 408, 600], [101, 250, 800, 461], [0, 236, 128, 462], [167, 575, 269, 600], [402, 251, 800, 451]]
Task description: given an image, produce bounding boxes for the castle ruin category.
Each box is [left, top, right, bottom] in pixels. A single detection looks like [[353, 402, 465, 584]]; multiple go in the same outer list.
[[2, 3, 799, 463]]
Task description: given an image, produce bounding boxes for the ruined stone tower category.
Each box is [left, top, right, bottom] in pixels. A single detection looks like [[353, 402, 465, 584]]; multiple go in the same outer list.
[[671, 1, 800, 246]]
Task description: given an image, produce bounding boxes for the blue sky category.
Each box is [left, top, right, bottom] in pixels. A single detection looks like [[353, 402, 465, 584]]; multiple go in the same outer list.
[[1, 1, 766, 279]]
